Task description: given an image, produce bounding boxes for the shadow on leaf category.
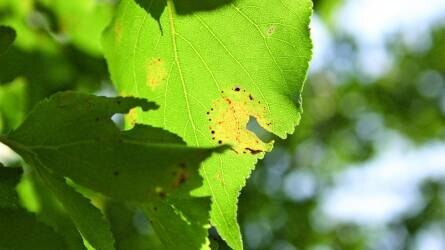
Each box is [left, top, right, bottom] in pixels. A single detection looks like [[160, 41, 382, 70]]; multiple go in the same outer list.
[[134, 0, 235, 23]]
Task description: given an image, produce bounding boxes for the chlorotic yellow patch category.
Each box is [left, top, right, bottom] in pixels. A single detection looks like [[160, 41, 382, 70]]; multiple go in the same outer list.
[[207, 86, 273, 155], [114, 21, 122, 43], [146, 58, 167, 90], [126, 107, 138, 126]]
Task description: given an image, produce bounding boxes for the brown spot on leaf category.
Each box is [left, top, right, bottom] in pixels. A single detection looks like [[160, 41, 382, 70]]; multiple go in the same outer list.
[[155, 186, 166, 198], [173, 166, 189, 187], [245, 147, 263, 155]]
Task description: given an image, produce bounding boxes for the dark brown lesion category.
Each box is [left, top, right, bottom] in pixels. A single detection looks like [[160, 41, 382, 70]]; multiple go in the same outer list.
[[244, 147, 263, 155], [172, 163, 189, 188]]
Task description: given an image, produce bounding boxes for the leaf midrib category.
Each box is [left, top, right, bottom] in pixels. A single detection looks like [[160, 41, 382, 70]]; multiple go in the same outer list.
[[165, 2, 241, 248]]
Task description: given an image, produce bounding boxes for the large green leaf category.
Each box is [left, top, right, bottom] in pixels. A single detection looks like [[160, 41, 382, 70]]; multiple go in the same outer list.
[[1, 92, 223, 201], [0, 92, 225, 249], [102, 0, 313, 248]]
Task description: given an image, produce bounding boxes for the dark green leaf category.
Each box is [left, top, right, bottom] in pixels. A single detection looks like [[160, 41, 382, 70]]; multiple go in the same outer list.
[[1, 92, 224, 201], [0, 164, 22, 208], [0, 91, 226, 249], [0, 25, 16, 55], [36, 166, 115, 250], [0, 207, 67, 250]]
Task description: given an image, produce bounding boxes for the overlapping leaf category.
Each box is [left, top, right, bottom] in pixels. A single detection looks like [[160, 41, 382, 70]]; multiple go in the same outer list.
[[0, 165, 68, 250], [0, 92, 225, 249], [0, 25, 15, 54], [103, 0, 313, 248], [0, 164, 22, 208]]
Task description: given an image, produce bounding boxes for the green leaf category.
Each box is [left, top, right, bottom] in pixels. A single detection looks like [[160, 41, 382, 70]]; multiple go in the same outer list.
[[0, 78, 27, 133], [102, 0, 313, 248], [0, 207, 68, 250], [1, 91, 226, 249], [36, 166, 115, 250], [0, 25, 16, 54], [37, 0, 115, 55], [142, 192, 211, 249], [0, 164, 22, 208], [0, 164, 68, 250], [28, 170, 86, 250], [1, 91, 223, 201], [106, 202, 163, 250]]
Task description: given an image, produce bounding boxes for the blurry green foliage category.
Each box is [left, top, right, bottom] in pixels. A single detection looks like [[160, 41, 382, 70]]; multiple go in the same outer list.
[[1, 0, 444, 249]]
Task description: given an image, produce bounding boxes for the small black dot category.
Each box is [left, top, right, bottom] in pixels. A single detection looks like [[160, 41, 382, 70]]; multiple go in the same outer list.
[[234, 87, 240, 92], [206, 112, 210, 115], [218, 140, 222, 144], [211, 130, 215, 134]]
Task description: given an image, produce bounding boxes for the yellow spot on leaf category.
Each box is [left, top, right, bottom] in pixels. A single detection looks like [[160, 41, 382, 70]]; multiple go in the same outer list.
[[114, 21, 122, 43], [126, 108, 138, 126], [266, 25, 277, 36], [207, 87, 273, 155], [146, 58, 167, 90]]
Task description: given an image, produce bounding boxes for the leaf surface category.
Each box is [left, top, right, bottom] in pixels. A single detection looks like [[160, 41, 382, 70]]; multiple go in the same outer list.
[[36, 166, 115, 250], [0, 92, 225, 249], [0, 207, 68, 250], [0, 25, 16, 54], [0, 164, 22, 208], [103, 0, 313, 248], [0, 164, 68, 250]]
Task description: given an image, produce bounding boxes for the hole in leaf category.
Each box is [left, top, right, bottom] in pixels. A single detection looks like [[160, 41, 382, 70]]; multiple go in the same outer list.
[[246, 116, 273, 143]]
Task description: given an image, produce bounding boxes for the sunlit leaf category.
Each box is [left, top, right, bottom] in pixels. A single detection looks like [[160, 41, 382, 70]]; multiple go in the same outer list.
[[103, 0, 313, 248]]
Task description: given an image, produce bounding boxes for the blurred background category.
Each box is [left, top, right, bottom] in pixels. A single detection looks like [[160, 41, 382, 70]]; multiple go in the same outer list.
[[1, 0, 444, 249]]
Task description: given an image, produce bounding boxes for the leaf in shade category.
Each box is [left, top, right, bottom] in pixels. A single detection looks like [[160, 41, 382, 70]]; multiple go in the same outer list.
[[0, 25, 16, 54]]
